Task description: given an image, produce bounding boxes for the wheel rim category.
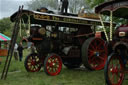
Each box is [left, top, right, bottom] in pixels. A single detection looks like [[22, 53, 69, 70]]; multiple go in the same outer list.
[[108, 55, 124, 85], [87, 38, 107, 70], [46, 54, 62, 76], [26, 54, 41, 72]]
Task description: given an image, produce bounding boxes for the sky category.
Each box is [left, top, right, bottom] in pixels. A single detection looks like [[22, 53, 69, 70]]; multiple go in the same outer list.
[[0, 0, 32, 19]]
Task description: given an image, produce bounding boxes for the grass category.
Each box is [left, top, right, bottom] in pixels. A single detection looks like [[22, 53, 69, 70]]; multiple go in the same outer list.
[[0, 49, 128, 85]]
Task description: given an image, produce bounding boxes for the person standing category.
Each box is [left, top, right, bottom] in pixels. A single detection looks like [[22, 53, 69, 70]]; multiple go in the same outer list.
[[61, 0, 69, 14], [30, 43, 36, 54], [14, 43, 18, 60], [17, 43, 24, 61], [58, 0, 62, 12]]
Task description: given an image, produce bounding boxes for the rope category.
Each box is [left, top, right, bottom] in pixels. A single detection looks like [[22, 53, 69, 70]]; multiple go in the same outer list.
[[110, 11, 113, 41], [22, 18, 28, 36], [27, 15, 31, 36], [22, 19, 25, 28], [19, 15, 31, 37], [99, 14, 109, 41]]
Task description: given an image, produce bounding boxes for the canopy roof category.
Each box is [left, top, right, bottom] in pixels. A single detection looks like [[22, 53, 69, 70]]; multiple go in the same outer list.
[[0, 33, 11, 41], [10, 9, 112, 27], [95, 0, 128, 19]]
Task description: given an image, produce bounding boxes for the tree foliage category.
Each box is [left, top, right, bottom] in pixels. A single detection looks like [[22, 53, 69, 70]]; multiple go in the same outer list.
[[27, 0, 90, 14], [85, 0, 105, 8], [0, 17, 28, 43], [27, 0, 58, 11], [68, 0, 89, 13], [0, 18, 12, 34]]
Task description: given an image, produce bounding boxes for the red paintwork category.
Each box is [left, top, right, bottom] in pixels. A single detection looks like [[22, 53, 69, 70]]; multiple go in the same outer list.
[[87, 38, 107, 70], [46, 54, 62, 76], [26, 55, 41, 72], [115, 25, 128, 37], [107, 55, 125, 85]]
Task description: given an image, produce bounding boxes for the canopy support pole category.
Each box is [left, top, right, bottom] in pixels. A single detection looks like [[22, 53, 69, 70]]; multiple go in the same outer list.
[[110, 11, 113, 41], [99, 14, 109, 41]]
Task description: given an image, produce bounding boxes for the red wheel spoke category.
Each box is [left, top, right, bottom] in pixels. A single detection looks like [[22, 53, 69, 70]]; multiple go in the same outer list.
[[88, 52, 94, 58], [97, 41, 103, 48], [97, 56, 105, 61], [54, 58, 58, 63], [50, 67, 53, 73], [98, 49, 105, 53], [115, 72, 120, 80], [95, 59, 100, 65], [88, 49, 94, 53], [88, 57, 95, 63], [90, 44, 96, 50], [93, 41, 97, 49], [111, 74, 115, 83]]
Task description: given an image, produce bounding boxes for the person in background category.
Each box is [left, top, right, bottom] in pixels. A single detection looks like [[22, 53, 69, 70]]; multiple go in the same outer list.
[[61, 0, 69, 14], [58, 0, 62, 12], [30, 43, 36, 54], [14, 43, 18, 60], [17, 43, 24, 61]]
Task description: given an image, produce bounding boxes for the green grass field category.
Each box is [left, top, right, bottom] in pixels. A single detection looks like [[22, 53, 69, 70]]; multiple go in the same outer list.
[[0, 49, 128, 85]]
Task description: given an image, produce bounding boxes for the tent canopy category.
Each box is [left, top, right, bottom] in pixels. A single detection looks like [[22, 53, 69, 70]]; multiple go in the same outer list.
[[0, 33, 11, 41]]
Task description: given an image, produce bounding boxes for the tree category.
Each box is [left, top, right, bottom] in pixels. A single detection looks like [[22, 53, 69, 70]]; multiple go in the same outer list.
[[85, 0, 106, 8], [27, 0, 89, 14], [0, 17, 29, 43], [68, 0, 93, 13], [0, 18, 13, 35], [27, 0, 58, 11]]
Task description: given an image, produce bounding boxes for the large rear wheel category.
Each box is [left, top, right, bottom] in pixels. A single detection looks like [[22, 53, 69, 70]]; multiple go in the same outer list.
[[24, 53, 42, 72], [104, 53, 125, 85], [82, 37, 107, 70], [44, 53, 62, 76]]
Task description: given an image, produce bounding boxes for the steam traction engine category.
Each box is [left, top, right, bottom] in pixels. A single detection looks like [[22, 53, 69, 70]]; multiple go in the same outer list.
[[10, 9, 110, 76], [95, 0, 128, 85]]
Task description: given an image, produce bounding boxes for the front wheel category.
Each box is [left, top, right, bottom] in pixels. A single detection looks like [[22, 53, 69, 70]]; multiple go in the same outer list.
[[44, 53, 62, 76], [104, 53, 125, 85], [24, 53, 42, 72]]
